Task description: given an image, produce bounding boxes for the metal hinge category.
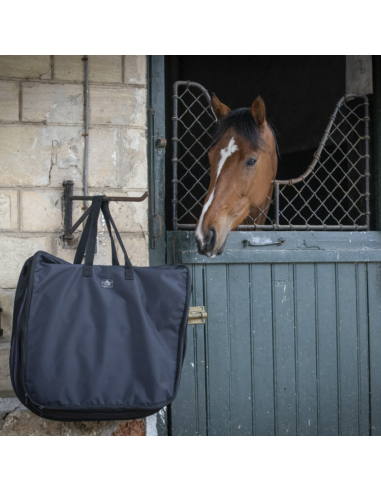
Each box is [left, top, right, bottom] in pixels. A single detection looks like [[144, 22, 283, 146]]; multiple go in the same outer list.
[[188, 306, 208, 325]]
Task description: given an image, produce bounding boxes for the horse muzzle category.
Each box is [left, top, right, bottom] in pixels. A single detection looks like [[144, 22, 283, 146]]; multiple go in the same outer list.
[[196, 227, 216, 256], [196, 227, 228, 257]]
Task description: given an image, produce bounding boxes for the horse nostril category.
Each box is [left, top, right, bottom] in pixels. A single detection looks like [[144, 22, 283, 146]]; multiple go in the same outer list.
[[205, 227, 217, 252]]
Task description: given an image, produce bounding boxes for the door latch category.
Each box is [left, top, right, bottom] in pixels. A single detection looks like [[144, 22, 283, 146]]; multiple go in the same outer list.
[[244, 237, 285, 247], [188, 306, 207, 325]]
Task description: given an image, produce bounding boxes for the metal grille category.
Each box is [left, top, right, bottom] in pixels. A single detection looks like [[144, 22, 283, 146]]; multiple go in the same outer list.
[[172, 81, 370, 231]]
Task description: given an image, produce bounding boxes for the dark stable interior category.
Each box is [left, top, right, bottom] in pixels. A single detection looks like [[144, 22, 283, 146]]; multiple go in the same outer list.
[[164, 56, 373, 230]]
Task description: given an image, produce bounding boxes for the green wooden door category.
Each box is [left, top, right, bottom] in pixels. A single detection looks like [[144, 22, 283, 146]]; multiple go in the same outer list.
[[147, 64, 381, 436], [168, 230, 381, 436]]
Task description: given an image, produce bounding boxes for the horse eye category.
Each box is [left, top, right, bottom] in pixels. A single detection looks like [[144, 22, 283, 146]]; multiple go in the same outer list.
[[245, 158, 257, 167]]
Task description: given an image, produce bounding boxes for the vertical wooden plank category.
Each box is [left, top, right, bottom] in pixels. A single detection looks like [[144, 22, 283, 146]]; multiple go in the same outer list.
[[251, 264, 275, 436], [193, 264, 207, 436], [368, 263, 381, 435], [337, 263, 359, 435], [294, 264, 318, 435], [170, 264, 197, 436], [170, 327, 197, 435], [273, 263, 297, 435], [228, 264, 253, 435], [356, 263, 370, 436], [316, 263, 339, 436], [205, 264, 230, 435]]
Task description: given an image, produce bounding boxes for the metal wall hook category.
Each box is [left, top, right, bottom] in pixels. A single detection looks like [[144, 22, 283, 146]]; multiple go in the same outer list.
[[62, 181, 149, 243]]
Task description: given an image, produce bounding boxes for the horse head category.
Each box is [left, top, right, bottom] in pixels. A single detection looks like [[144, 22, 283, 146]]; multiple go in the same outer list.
[[196, 95, 278, 257]]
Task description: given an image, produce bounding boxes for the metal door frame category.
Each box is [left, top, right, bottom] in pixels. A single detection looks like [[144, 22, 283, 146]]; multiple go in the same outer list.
[[147, 56, 381, 435], [172, 81, 371, 232], [147, 55, 168, 435]]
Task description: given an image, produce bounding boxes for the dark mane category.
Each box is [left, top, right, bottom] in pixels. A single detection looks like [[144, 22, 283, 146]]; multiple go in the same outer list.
[[212, 107, 277, 153]]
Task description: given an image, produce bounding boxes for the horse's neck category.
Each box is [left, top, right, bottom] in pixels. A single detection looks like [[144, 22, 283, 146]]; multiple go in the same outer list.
[[241, 206, 267, 226], [242, 185, 274, 226]]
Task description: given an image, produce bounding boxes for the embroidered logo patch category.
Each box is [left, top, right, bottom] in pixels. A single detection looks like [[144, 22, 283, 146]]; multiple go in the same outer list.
[[101, 279, 113, 289]]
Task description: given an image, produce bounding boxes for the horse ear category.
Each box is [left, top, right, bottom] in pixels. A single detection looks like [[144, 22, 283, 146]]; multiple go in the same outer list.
[[211, 94, 231, 121], [251, 96, 266, 128]]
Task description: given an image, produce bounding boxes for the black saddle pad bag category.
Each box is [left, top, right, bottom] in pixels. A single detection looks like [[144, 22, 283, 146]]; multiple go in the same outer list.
[[10, 196, 192, 421]]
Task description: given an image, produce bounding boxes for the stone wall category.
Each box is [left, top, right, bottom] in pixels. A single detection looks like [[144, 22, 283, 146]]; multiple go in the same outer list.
[[0, 55, 148, 436]]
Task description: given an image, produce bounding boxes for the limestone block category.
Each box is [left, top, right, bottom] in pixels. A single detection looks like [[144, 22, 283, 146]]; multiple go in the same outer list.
[[0, 56, 51, 79], [0, 289, 15, 342], [70, 228, 148, 266], [88, 128, 147, 189], [21, 188, 64, 232], [56, 230, 114, 266], [90, 86, 146, 126], [49, 164, 83, 189], [0, 125, 50, 187], [55, 55, 122, 84], [22, 82, 84, 124], [55, 242, 77, 264], [0, 344, 13, 397], [88, 127, 118, 187], [0, 125, 83, 187], [118, 234, 148, 266], [0, 189, 18, 230], [0, 410, 144, 436], [42, 127, 83, 175], [108, 192, 148, 233], [57, 232, 147, 267], [124, 56, 146, 85], [0, 236, 53, 288], [21, 189, 82, 232], [122, 128, 148, 188], [0, 80, 19, 122]]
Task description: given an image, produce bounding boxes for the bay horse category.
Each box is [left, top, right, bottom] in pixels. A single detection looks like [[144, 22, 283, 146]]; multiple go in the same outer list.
[[196, 94, 278, 257]]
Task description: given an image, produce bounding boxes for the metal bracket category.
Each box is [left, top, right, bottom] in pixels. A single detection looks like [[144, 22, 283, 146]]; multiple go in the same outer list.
[[62, 181, 149, 244], [188, 306, 207, 325], [152, 214, 162, 243], [0, 304, 3, 337]]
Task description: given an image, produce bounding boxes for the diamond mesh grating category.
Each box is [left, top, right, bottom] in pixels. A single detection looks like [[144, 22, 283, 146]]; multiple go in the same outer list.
[[172, 81, 370, 231]]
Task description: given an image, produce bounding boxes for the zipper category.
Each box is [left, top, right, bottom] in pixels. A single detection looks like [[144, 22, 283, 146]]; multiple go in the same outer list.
[[25, 393, 44, 416]]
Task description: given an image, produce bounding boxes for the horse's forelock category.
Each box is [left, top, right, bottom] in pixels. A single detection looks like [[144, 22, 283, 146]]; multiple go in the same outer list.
[[212, 107, 278, 154]]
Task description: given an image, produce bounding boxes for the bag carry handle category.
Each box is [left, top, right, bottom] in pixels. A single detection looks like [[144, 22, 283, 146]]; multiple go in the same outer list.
[[73, 196, 134, 280], [100, 200, 134, 279], [73, 196, 102, 269], [74, 197, 119, 267]]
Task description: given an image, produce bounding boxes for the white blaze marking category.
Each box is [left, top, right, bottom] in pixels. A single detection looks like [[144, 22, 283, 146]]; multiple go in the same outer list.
[[196, 137, 238, 244]]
